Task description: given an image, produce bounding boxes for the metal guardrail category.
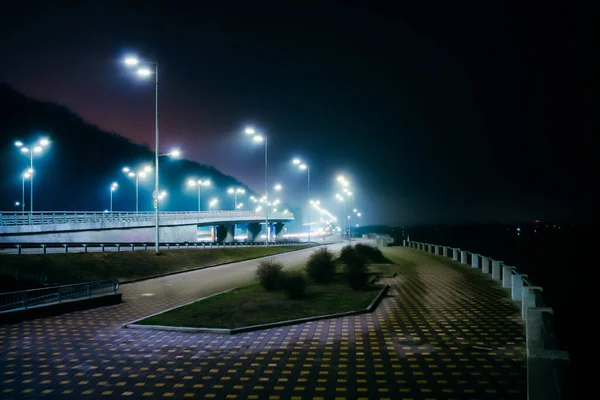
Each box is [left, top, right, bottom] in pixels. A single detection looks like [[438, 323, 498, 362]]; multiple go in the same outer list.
[[0, 280, 119, 313], [0, 210, 293, 226]]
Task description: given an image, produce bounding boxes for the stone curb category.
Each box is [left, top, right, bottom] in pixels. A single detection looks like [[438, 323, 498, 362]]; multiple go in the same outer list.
[[125, 284, 390, 334], [120, 244, 318, 285]]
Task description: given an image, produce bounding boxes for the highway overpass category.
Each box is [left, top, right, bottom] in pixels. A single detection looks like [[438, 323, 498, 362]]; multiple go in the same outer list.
[[0, 210, 294, 243]]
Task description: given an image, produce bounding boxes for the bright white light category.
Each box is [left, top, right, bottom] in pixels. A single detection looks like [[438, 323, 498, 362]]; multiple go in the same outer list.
[[353, 208, 357, 212], [227, 188, 234, 194], [284, 209, 289, 214], [27, 168, 33, 174], [346, 191, 353, 196], [209, 198, 219, 207], [124, 56, 139, 66], [201, 180, 211, 186], [356, 224, 359, 227], [292, 158, 301, 165], [14, 141, 23, 147], [274, 184, 282, 191], [15, 202, 20, 206], [337, 175, 346, 183], [104, 209, 109, 213], [357, 213, 362, 217], [244, 127, 256, 135], [128, 172, 135, 177], [139, 172, 146, 178], [23, 172, 31, 178], [20, 147, 29, 153], [170, 149, 181, 158], [161, 191, 167, 196], [39, 138, 50, 146], [144, 166, 152, 172], [255, 206, 262, 212], [137, 67, 152, 77], [122, 167, 130, 173], [236, 203, 244, 209], [238, 188, 245, 194], [253, 135, 264, 143], [347, 216, 351, 219], [299, 164, 307, 170], [34, 146, 44, 153], [188, 179, 196, 186]]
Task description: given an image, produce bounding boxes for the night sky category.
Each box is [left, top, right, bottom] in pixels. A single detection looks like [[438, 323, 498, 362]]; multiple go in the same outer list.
[[0, 1, 594, 225]]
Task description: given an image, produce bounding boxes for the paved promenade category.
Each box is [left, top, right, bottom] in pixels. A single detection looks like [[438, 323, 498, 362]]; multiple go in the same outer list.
[[0, 244, 526, 399]]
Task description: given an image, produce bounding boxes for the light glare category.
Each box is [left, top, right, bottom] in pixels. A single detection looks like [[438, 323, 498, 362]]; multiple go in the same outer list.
[[253, 135, 264, 143], [14, 141, 23, 147], [244, 127, 256, 135], [137, 67, 152, 77], [124, 56, 139, 66]]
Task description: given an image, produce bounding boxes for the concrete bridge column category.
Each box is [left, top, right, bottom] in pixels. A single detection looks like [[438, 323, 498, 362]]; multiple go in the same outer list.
[[452, 248, 460, 261], [215, 225, 227, 243], [502, 265, 515, 288], [471, 254, 479, 269], [522, 286, 542, 321], [246, 223, 261, 242], [481, 257, 490, 273], [225, 225, 235, 243], [274, 222, 285, 240], [442, 246, 448, 257], [492, 260, 502, 280], [461, 250, 468, 264], [511, 274, 527, 301]]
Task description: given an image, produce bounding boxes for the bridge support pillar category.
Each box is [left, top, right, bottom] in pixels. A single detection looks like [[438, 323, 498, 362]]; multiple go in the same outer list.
[[471, 254, 479, 269], [246, 223, 261, 242], [452, 248, 460, 261], [502, 266, 514, 288], [442, 246, 448, 257], [274, 222, 285, 240], [461, 250, 468, 264], [225, 225, 235, 243], [482, 256, 490, 273], [492, 260, 502, 280], [215, 225, 227, 243], [511, 274, 527, 301]]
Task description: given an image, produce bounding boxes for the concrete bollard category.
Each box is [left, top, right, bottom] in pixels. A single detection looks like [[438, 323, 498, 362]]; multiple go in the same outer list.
[[461, 250, 468, 264], [432, 245, 437, 255], [511, 274, 527, 301], [492, 260, 502, 280], [502, 266, 514, 288], [452, 248, 460, 261], [419, 243, 423, 251], [471, 254, 479, 268], [403, 239, 406, 247], [443, 246, 448, 257], [481, 257, 490, 273], [522, 286, 542, 321]]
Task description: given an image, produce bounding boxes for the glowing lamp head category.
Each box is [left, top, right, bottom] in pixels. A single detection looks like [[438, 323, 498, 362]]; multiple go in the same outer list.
[[170, 149, 181, 158], [128, 172, 135, 178], [122, 167, 130, 173], [14, 141, 23, 147], [188, 179, 196, 186], [124, 56, 139, 66], [33, 146, 43, 153], [253, 135, 264, 143], [23, 172, 31, 179], [244, 127, 256, 135], [227, 188, 234, 194], [237, 188, 245, 194], [144, 166, 152, 172], [138, 172, 146, 178], [299, 164, 307, 170], [20, 147, 29, 153], [292, 158, 301, 165], [274, 184, 282, 191], [202, 180, 211, 186], [357, 213, 362, 217], [137, 67, 152, 77], [39, 138, 50, 146]]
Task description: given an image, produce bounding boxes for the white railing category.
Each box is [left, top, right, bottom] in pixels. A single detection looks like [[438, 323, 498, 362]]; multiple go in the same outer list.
[[403, 240, 569, 400], [0, 210, 292, 226]]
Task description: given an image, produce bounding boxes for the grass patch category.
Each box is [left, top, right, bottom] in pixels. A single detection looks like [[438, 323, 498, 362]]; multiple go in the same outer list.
[[0, 246, 310, 286], [137, 281, 381, 329]]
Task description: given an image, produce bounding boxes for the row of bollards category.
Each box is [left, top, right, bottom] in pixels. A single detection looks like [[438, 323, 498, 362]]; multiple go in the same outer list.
[[405, 239, 569, 400]]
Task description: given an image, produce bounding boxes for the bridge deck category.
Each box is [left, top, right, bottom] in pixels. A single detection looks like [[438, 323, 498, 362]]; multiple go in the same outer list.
[[0, 246, 526, 399]]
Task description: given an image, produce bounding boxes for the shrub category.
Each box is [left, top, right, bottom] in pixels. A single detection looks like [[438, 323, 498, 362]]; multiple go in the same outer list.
[[256, 260, 283, 290], [339, 245, 356, 265], [346, 253, 369, 290], [281, 271, 307, 299], [354, 243, 387, 263], [305, 248, 336, 283]]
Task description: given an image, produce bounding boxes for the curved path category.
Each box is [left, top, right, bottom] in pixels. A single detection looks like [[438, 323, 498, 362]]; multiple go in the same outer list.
[[0, 243, 526, 399]]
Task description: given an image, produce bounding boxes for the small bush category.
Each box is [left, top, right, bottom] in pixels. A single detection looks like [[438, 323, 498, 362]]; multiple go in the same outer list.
[[256, 260, 283, 291], [354, 243, 387, 263], [339, 246, 369, 290], [339, 245, 356, 265], [281, 271, 307, 299], [305, 248, 336, 283]]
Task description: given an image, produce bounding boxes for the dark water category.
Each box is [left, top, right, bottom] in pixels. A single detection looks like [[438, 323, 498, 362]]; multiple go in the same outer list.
[[391, 223, 590, 398]]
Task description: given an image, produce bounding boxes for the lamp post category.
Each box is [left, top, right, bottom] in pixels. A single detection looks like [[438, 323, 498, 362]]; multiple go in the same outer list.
[[244, 126, 269, 246], [109, 182, 118, 212], [122, 165, 151, 212], [21, 170, 31, 213], [227, 187, 246, 209], [208, 197, 219, 210], [14, 138, 50, 213], [188, 179, 211, 211], [335, 193, 347, 239], [292, 158, 311, 242], [123, 55, 160, 253]]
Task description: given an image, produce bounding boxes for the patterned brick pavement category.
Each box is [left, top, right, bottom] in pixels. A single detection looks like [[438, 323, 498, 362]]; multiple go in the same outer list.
[[0, 246, 526, 399]]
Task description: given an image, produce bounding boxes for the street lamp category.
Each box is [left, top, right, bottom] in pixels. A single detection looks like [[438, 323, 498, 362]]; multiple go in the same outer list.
[[335, 193, 348, 240], [188, 179, 211, 211], [20, 171, 31, 213], [14, 138, 50, 212], [227, 187, 246, 209], [291, 157, 311, 242], [208, 197, 219, 210], [123, 165, 151, 212], [236, 202, 244, 209], [109, 182, 118, 212], [122, 54, 161, 253], [244, 126, 270, 245]]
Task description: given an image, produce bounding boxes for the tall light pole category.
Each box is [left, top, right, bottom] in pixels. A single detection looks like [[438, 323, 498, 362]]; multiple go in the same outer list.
[[14, 138, 50, 213], [123, 165, 151, 212], [123, 55, 160, 253], [21, 170, 31, 213], [227, 187, 245, 209], [188, 179, 211, 211], [244, 126, 269, 246], [109, 182, 118, 212], [292, 158, 311, 242], [336, 193, 347, 239]]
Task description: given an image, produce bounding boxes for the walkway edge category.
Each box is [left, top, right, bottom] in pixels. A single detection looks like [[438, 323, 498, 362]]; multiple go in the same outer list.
[[125, 285, 390, 334], [119, 244, 318, 285]]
